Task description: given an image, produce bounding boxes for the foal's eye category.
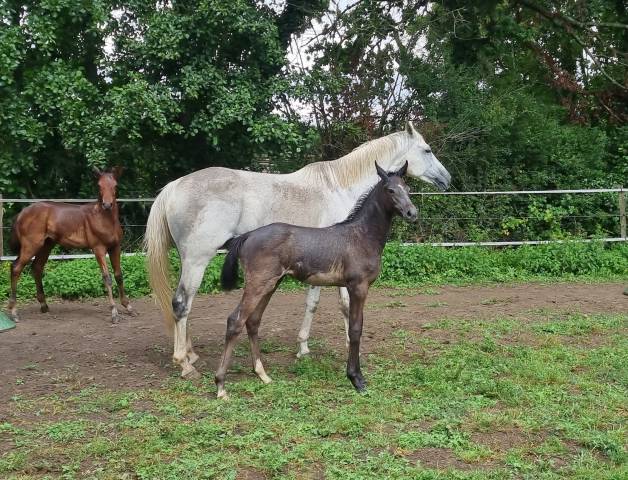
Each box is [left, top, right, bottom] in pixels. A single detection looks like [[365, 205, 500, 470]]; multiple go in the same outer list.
[[387, 188, 395, 194]]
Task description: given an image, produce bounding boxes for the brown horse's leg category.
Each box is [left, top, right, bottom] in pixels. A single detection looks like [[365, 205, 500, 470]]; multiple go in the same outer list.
[[108, 245, 135, 316], [32, 240, 54, 313], [346, 282, 369, 392], [8, 244, 39, 322], [93, 246, 119, 323], [246, 287, 279, 385], [215, 278, 280, 399]]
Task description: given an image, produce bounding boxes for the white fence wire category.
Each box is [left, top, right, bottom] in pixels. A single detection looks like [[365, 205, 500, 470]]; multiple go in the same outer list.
[[1, 188, 625, 261]]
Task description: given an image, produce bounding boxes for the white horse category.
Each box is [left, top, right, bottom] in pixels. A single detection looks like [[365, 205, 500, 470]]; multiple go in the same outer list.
[[145, 122, 451, 379]]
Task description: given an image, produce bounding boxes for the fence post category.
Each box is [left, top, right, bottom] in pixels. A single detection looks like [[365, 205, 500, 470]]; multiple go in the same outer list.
[[0, 193, 3, 258], [620, 187, 626, 239]]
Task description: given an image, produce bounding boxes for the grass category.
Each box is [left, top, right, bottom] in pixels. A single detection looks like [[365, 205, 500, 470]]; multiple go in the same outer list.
[[1, 307, 626, 479], [1, 241, 627, 301]]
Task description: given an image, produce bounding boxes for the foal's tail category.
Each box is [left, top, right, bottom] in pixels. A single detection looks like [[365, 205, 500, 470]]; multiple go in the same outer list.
[[144, 180, 178, 333], [221, 233, 251, 291]]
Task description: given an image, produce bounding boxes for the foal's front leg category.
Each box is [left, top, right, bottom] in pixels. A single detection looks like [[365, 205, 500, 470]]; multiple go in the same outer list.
[[93, 247, 119, 323], [346, 282, 369, 392]]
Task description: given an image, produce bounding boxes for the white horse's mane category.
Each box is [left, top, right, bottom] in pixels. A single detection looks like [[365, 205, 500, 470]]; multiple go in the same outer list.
[[298, 131, 409, 188]]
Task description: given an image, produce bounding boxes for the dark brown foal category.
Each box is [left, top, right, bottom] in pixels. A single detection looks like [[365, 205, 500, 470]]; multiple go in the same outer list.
[[217, 161, 418, 399], [8, 167, 134, 323]]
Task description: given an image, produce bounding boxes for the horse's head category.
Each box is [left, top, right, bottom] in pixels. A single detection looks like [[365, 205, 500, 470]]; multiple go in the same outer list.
[[400, 122, 451, 191], [93, 166, 122, 210], [376, 161, 417, 223]]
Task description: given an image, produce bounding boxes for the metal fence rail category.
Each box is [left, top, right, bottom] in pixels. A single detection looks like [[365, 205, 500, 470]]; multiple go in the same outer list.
[[1, 188, 626, 261]]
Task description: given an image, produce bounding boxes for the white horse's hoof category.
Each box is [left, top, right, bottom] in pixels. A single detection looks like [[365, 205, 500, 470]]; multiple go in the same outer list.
[[181, 366, 201, 380], [296, 345, 310, 358], [188, 351, 200, 365]]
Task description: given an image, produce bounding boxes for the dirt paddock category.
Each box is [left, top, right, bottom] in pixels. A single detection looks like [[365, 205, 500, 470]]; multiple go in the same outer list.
[[1, 282, 626, 406]]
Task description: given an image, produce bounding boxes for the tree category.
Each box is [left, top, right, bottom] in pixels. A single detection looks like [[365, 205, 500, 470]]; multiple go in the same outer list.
[[0, 0, 326, 199]]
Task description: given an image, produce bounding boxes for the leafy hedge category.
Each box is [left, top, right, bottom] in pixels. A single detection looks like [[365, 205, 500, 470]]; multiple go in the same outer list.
[[1, 242, 626, 301]]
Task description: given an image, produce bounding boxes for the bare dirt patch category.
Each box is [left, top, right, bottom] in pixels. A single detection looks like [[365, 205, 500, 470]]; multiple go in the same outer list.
[[406, 447, 477, 471], [1, 282, 626, 412]]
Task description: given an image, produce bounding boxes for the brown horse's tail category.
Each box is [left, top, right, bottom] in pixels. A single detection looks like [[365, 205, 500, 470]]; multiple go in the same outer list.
[[9, 220, 21, 255], [221, 233, 250, 291], [144, 180, 178, 334]]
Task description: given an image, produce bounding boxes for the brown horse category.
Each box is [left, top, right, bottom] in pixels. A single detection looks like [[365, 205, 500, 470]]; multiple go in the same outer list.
[[8, 167, 134, 323]]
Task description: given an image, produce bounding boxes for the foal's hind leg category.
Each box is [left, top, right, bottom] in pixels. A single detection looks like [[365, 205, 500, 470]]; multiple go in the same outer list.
[[247, 288, 279, 384], [32, 240, 54, 313], [216, 278, 280, 399]]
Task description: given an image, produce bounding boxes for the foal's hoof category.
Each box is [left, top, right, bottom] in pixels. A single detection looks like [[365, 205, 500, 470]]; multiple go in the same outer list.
[[126, 306, 138, 317], [40, 304, 49, 314], [182, 366, 201, 380], [350, 376, 367, 393], [9, 314, 20, 323]]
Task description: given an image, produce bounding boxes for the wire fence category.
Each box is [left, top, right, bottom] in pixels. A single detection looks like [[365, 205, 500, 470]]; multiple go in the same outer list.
[[0, 188, 625, 261]]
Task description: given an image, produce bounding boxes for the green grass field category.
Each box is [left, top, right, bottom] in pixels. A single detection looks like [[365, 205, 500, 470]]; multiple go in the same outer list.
[[1, 301, 626, 479]]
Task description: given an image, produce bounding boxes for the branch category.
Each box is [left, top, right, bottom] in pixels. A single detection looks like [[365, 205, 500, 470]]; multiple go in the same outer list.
[[518, 0, 627, 91], [517, 0, 628, 30]]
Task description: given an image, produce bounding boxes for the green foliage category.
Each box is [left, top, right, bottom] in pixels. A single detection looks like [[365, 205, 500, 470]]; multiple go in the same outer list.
[[0, 1, 324, 203], [1, 242, 626, 301]]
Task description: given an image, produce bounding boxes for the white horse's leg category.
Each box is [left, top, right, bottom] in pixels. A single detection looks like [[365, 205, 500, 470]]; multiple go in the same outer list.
[[296, 286, 321, 358], [338, 287, 350, 349], [172, 251, 212, 379]]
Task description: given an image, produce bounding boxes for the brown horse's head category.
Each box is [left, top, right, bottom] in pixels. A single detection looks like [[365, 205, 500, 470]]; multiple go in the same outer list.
[[93, 166, 122, 210]]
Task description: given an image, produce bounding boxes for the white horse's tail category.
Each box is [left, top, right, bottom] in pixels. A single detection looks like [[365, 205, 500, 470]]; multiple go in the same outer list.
[[144, 180, 178, 334]]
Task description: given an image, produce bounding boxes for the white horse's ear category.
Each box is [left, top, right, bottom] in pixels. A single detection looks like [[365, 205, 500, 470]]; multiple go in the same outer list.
[[396, 161, 408, 177], [405, 121, 415, 136], [375, 162, 388, 182]]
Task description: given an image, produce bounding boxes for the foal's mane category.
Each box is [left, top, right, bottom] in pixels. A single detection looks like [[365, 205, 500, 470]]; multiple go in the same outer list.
[[300, 131, 408, 188], [335, 181, 383, 225]]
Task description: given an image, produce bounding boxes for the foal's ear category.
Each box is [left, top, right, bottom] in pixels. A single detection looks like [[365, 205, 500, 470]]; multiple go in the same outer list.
[[375, 162, 388, 182], [110, 166, 124, 180], [92, 166, 103, 178], [395, 161, 408, 177]]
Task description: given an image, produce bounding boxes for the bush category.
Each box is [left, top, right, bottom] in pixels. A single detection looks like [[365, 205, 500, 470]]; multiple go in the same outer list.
[[0, 242, 626, 301]]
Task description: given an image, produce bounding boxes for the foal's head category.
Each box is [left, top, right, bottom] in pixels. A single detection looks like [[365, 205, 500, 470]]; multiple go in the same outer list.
[[93, 166, 122, 211], [376, 161, 418, 222]]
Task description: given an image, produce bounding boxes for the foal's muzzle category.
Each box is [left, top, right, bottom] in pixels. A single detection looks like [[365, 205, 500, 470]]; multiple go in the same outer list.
[[404, 207, 418, 223], [102, 202, 113, 210]]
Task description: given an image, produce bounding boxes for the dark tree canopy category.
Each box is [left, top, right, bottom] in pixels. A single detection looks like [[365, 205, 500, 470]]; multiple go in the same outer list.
[[1, 1, 626, 242]]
